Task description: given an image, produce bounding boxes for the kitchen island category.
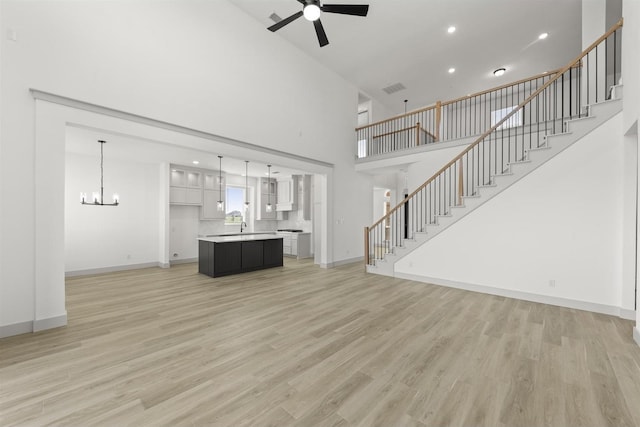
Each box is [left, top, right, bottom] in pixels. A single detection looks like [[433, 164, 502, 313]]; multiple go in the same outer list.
[[198, 234, 283, 278]]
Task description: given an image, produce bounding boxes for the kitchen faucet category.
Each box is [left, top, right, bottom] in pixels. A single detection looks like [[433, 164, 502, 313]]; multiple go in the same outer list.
[[240, 221, 248, 233]]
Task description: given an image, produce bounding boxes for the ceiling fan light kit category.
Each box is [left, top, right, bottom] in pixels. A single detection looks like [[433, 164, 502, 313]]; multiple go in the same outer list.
[[303, 4, 321, 21], [267, 0, 369, 47]]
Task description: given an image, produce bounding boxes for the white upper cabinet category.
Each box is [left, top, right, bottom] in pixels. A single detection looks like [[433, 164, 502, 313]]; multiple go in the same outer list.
[[170, 166, 203, 205], [276, 176, 298, 211]]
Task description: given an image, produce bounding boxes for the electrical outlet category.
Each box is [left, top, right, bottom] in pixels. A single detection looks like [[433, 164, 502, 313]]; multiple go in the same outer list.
[[549, 279, 556, 288]]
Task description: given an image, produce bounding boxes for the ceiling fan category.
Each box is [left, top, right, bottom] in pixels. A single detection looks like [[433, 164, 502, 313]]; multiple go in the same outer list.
[[267, 0, 369, 47]]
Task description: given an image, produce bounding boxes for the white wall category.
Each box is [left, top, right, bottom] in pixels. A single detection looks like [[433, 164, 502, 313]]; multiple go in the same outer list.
[[584, 0, 607, 48], [0, 0, 368, 334], [396, 113, 633, 315], [169, 205, 201, 262], [620, 0, 640, 342], [623, 0, 639, 132], [372, 188, 388, 220], [65, 153, 161, 273]]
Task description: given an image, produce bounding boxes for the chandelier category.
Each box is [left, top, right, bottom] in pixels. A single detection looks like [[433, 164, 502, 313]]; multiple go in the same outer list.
[[80, 140, 119, 206]]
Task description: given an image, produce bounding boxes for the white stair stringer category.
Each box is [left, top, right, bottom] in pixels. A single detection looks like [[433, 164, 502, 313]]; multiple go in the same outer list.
[[367, 97, 622, 276]]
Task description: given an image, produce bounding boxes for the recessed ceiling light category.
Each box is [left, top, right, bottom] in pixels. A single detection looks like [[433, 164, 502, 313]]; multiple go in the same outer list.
[[447, 26, 456, 34], [448, 67, 455, 74], [539, 32, 548, 40], [192, 160, 199, 165], [493, 68, 506, 77]]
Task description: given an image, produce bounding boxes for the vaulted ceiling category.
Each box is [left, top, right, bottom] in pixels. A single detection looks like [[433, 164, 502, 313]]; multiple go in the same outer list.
[[230, 0, 583, 115]]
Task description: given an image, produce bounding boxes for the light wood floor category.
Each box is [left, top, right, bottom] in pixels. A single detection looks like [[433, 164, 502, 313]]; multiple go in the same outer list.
[[1, 259, 640, 427]]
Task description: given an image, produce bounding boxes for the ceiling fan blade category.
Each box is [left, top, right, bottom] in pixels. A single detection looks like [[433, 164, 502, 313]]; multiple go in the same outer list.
[[320, 4, 369, 16], [313, 19, 329, 47], [268, 10, 303, 32]]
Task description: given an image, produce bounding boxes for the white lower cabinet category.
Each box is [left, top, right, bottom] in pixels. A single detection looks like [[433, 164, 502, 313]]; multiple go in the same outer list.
[[278, 232, 311, 259]]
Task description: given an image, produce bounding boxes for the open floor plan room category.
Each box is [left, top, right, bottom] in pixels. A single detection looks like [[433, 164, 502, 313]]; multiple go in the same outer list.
[[1, 260, 639, 426]]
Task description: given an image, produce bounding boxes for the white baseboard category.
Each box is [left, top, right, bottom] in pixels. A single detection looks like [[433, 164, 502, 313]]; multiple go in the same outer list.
[[396, 272, 635, 320], [66, 261, 166, 277], [170, 258, 198, 265], [634, 327, 640, 347], [1, 312, 67, 338], [0, 320, 33, 339], [619, 308, 636, 321], [321, 256, 364, 269], [34, 313, 67, 332]]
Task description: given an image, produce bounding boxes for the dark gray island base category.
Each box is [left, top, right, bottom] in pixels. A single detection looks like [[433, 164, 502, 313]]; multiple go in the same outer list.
[[198, 235, 283, 278]]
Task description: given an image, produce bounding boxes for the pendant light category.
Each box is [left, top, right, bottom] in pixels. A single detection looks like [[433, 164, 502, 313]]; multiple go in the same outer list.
[[217, 156, 224, 212], [266, 165, 273, 213], [244, 160, 250, 211], [80, 140, 119, 206]]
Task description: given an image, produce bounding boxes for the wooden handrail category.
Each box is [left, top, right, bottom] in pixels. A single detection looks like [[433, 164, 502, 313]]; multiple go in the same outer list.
[[372, 125, 417, 139], [442, 69, 559, 106], [373, 124, 436, 141], [418, 126, 437, 142], [368, 18, 623, 231], [442, 63, 582, 106], [356, 66, 570, 133], [356, 104, 437, 132]]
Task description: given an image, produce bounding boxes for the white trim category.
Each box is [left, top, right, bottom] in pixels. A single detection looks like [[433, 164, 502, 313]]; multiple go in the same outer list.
[[30, 89, 333, 169], [634, 327, 640, 347], [34, 313, 67, 332], [619, 309, 636, 321], [65, 262, 166, 277], [321, 256, 364, 269], [0, 313, 68, 338], [0, 321, 33, 339], [396, 272, 635, 319], [170, 258, 198, 265]]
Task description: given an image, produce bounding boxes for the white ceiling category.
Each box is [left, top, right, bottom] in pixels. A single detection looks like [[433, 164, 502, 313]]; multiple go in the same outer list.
[[65, 125, 308, 178], [66, 0, 583, 176], [230, 0, 583, 115]]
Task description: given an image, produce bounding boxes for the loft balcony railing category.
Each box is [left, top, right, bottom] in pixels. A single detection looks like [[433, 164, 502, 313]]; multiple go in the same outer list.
[[355, 54, 615, 159], [365, 19, 623, 267]]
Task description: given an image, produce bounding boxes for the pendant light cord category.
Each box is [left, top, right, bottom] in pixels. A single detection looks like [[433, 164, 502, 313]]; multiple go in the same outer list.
[[100, 140, 105, 204]]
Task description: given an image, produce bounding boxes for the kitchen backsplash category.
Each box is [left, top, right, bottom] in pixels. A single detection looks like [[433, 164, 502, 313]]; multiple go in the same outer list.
[[276, 210, 312, 232]]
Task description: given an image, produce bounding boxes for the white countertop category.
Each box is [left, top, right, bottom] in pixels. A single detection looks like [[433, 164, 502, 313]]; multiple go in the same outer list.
[[198, 234, 284, 243], [276, 231, 311, 235]]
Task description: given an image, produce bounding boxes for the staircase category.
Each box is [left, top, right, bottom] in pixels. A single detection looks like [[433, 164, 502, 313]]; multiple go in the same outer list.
[[364, 20, 624, 276], [367, 95, 622, 276]]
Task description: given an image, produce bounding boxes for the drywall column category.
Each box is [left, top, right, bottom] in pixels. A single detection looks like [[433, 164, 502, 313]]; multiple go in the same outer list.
[[622, 0, 640, 345], [622, 133, 638, 317], [34, 100, 67, 331], [159, 163, 170, 268], [634, 129, 640, 346]]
